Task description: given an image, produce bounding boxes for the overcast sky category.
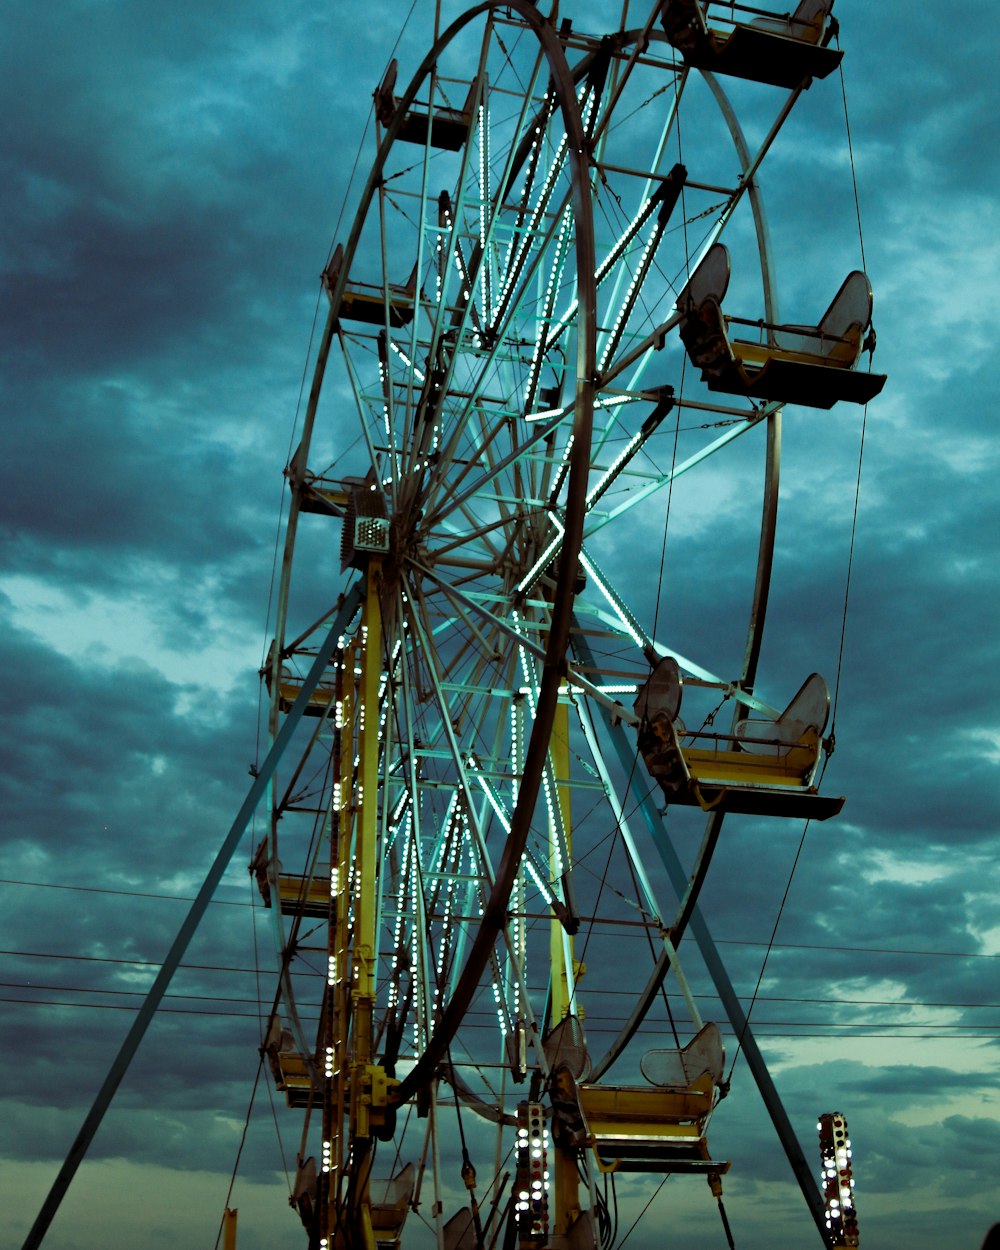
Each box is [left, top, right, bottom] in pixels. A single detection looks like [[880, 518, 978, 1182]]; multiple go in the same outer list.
[[2, 2, 999, 1249]]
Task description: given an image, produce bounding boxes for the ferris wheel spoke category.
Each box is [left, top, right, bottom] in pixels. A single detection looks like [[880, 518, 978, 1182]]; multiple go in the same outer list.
[[423, 407, 567, 532], [402, 580, 508, 857], [335, 330, 400, 495], [570, 689, 664, 924], [427, 186, 580, 493], [416, 73, 571, 511], [590, 18, 683, 153], [583, 401, 776, 540], [411, 560, 551, 669], [596, 179, 684, 376], [391, 621, 548, 1075]]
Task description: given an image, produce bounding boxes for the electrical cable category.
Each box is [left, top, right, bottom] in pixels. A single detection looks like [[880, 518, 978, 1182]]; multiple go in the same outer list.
[[212, 1060, 266, 1250], [726, 818, 811, 1082]]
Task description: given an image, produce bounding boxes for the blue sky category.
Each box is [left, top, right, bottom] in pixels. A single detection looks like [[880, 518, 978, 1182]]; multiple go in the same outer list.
[[2, 2, 999, 1249]]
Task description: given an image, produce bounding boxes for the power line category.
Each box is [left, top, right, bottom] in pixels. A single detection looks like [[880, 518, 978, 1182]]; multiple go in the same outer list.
[[716, 938, 1000, 961], [0, 949, 253, 974], [5, 877, 997, 964], [4, 986, 998, 1035], [0, 877, 250, 907], [4, 971, 999, 1014], [0, 980, 262, 1005], [1, 998, 994, 1041], [0, 996, 260, 1018]]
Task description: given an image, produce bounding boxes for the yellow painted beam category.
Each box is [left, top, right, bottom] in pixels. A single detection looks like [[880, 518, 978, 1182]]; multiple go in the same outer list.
[[223, 1207, 237, 1250], [549, 689, 580, 1236]]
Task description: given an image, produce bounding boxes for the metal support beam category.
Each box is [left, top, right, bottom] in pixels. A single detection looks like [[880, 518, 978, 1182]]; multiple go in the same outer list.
[[21, 580, 367, 1250], [599, 710, 830, 1247]]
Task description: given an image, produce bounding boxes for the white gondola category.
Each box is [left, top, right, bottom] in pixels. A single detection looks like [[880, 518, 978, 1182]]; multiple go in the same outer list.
[[555, 1024, 730, 1174]]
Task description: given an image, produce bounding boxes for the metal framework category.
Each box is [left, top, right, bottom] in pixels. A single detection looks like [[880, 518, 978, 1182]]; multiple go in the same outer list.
[[21, 3, 882, 1249], [255, 3, 883, 1249]]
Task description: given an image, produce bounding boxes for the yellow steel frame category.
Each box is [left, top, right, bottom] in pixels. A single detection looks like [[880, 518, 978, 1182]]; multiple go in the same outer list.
[[548, 691, 580, 1237], [323, 567, 400, 1250]]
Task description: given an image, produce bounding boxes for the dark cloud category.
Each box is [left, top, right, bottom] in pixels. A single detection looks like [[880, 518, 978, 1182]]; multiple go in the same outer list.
[[2, 1, 998, 1249]]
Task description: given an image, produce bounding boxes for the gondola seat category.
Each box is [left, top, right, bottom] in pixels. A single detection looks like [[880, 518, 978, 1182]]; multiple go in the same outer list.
[[634, 657, 844, 819], [291, 1156, 318, 1230], [249, 840, 335, 918], [575, 1024, 729, 1173], [660, 0, 843, 89], [265, 664, 337, 715], [369, 1163, 415, 1247], [322, 243, 419, 328], [676, 242, 885, 408], [376, 59, 477, 151], [263, 1016, 314, 1107]]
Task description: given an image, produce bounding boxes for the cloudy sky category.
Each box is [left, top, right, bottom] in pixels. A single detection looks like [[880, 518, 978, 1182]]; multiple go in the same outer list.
[[2, 2, 999, 1249]]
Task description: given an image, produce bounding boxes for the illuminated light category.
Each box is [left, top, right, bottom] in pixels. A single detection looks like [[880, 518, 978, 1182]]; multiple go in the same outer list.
[[521, 204, 573, 415], [515, 1101, 549, 1238], [818, 1112, 859, 1247], [478, 101, 492, 322], [524, 405, 566, 423], [515, 518, 566, 596], [578, 549, 645, 648], [389, 339, 425, 382], [541, 769, 564, 879], [494, 89, 572, 326]]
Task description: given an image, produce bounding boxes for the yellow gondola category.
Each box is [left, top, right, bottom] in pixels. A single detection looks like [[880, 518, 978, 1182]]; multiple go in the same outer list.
[[322, 242, 419, 327], [661, 0, 843, 89], [677, 241, 886, 408], [634, 656, 844, 819], [376, 58, 478, 151]]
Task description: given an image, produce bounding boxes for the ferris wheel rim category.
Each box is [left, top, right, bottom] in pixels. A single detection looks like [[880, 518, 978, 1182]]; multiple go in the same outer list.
[[262, 0, 823, 1163], [266, 0, 600, 1104]]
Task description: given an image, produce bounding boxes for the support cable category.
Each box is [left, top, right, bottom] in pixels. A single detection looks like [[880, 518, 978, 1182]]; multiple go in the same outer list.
[[826, 400, 869, 745], [615, 1173, 668, 1249], [825, 43, 873, 744], [213, 1061, 266, 1250], [726, 818, 811, 1083], [836, 45, 867, 273]]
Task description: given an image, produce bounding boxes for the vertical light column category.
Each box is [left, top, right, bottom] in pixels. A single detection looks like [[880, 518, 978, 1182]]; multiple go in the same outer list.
[[352, 564, 383, 1130], [323, 644, 352, 1247], [818, 1111, 859, 1247]]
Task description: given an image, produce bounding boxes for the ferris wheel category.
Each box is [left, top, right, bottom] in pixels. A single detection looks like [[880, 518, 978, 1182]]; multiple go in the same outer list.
[[253, 1, 883, 1247]]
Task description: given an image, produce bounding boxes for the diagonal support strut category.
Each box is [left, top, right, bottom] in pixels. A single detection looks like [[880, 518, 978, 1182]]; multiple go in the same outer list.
[[597, 704, 831, 1246], [21, 580, 367, 1250]]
